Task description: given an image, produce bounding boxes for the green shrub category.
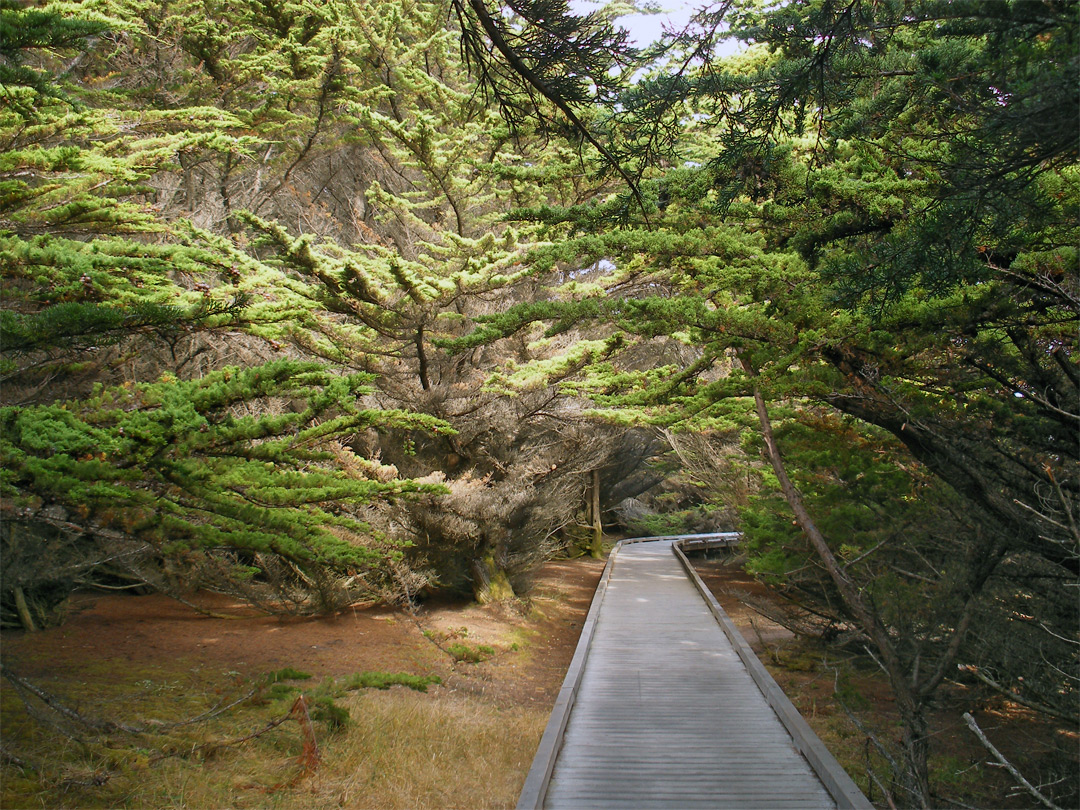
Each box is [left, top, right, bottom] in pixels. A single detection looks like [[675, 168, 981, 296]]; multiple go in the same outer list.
[[309, 696, 350, 730], [263, 667, 312, 683], [445, 643, 495, 663], [267, 683, 300, 700], [344, 671, 442, 692]]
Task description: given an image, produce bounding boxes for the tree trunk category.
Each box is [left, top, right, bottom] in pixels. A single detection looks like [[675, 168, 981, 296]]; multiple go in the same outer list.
[[471, 534, 515, 604], [739, 353, 932, 807], [416, 325, 431, 390], [590, 468, 603, 559]]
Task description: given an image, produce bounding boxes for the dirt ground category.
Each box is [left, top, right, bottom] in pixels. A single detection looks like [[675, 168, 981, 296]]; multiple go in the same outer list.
[[2, 550, 1075, 809], [0, 558, 607, 809], [2, 557, 605, 705]]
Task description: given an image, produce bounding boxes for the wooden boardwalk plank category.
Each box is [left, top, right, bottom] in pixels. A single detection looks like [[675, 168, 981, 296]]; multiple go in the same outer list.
[[536, 540, 849, 810]]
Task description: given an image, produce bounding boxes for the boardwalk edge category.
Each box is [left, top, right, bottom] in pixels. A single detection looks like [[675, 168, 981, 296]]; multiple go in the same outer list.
[[516, 540, 629, 810], [673, 539, 874, 810]]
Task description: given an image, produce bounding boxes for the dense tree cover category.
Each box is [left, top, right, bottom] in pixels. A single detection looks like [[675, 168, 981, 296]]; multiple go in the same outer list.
[[441, 0, 1077, 805], [0, 0, 656, 624], [1, 0, 1076, 804], [0, 0, 462, 622]]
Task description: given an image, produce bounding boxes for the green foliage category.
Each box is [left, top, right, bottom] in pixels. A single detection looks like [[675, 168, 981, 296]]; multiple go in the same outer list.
[[343, 671, 442, 692], [266, 682, 301, 700], [0, 0, 504, 616], [263, 668, 313, 684], [0, 1, 110, 102], [740, 411, 969, 606], [308, 695, 351, 731], [433, 2, 1076, 801], [445, 642, 495, 664], [1, 0, 631, 619], [626, 509, 698, 538], [0, 298, 245, 353], [1, 7, 1073, 805], [0, 359, 450, 621]]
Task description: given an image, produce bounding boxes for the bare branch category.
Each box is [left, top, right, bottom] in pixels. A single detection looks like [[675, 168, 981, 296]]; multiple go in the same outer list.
[[962, 712, 1063, 810]]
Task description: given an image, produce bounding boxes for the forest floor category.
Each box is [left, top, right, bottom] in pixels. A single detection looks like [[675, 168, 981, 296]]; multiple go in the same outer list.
[[1, 551, 1074, 809], [0, 557, 605, 810]]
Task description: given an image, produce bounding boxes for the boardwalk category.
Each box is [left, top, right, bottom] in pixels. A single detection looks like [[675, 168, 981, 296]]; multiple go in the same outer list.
[[518, 537, 871, 810]]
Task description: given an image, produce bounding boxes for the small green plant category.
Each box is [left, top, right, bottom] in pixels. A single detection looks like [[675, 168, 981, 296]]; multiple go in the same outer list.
[[309, 695, 350, 730], [344, 671, 442, 692], [833, 669, 871, 711], [446, 643, 495, 663], [267, 682, 300, 700], [263, 667, 312, 683], [931, 755, 982, 791], [778, 651, 818, 673]]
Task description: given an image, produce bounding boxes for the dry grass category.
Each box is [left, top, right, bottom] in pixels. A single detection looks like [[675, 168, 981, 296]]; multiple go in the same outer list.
[[0, 559, 605, 809], [312, 690, 546, 810], [2, 669, 546, 810]]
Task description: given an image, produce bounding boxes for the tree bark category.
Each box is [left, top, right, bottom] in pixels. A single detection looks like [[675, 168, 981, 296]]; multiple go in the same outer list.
[[590, 468, 603, 559], [13, 587, 35, 633], [416, 325, 431, 391]]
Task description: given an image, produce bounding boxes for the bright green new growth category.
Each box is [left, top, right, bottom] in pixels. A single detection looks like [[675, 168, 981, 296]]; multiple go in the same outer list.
[[264, 667, 314, 683], [343, 671, 442, 692], [1, 359, 449, 569]]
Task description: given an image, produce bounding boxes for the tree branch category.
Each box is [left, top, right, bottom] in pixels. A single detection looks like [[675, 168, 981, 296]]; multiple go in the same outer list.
[[459, 0, 650, 225], [962, 712, 1063, 810]]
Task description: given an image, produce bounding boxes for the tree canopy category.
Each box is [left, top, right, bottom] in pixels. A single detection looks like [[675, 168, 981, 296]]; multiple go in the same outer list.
[[1, 0, 1076, 805]]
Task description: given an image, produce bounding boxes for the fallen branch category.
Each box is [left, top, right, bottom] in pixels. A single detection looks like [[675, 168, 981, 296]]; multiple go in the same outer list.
[[148, 706, 293, 765], [1, 663, 255, 736], [161, 591, 248, 620], [962, 712, 1062, 810], [0, 743, 37, 771], [154, 689, 257, 731], [959, 665, 1078, 726], [865, 762, 899, 810], [59, 770, 111, 790], [0, 663, 138, 734], [149, 694, 319, 778]]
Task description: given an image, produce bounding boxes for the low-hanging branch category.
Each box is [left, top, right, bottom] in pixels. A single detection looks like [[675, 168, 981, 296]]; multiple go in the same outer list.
[[454, 0, 651, 225]]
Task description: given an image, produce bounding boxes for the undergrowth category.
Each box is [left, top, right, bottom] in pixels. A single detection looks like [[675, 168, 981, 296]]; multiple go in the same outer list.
[[343, 671, 442, 692], [0, 662, 457, 809], [445, 642, 495, 663]]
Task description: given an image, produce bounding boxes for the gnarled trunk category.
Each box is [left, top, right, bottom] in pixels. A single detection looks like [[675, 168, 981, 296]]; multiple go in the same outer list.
[[589, 468, 603, 559], [471, 533, 515, 604]]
